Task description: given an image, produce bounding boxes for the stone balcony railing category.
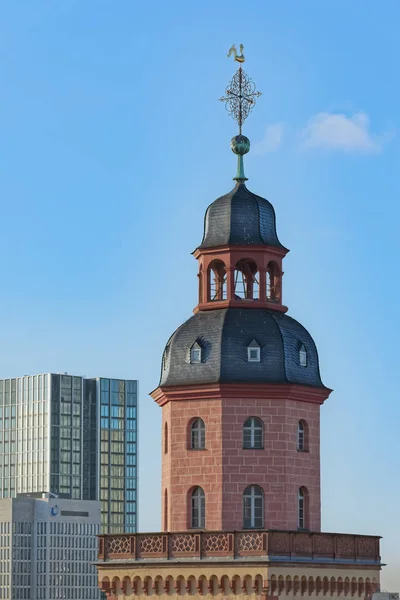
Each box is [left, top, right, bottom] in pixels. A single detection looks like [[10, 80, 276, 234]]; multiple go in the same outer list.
[[98, 530, 381, 563]]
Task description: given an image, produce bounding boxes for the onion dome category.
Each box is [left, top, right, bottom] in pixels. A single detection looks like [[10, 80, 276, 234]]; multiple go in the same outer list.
[[198, 182, 285, 250], [160, 308, 326, 389]]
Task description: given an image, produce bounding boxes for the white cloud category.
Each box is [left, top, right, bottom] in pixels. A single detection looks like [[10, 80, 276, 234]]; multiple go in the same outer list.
[[253, 123, 284, 154], [300, 112, 394, 153]]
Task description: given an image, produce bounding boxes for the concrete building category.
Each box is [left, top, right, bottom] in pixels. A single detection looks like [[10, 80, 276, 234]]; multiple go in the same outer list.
[[0, 373, 138, 533], [0, 495, 100, 600], [96, 53, 384, 598]]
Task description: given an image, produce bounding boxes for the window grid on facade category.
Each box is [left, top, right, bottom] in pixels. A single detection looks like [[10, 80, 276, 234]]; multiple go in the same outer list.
[[297, 421, 305, 451], [191, 487, 205, 529], [243, 417, 263, 449], [0, 374, 137, 537], [190, 419, 205, 450], [243, 485, 264, 529], [298, 488, 306, 529]]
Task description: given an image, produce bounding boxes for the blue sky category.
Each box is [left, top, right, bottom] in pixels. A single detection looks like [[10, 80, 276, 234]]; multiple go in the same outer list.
[[0, 0, 399, 589]]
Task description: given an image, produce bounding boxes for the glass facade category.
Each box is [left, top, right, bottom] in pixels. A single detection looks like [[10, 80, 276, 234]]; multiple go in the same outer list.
[[99, 378, 137, 533], [0, 374, 138, 535]]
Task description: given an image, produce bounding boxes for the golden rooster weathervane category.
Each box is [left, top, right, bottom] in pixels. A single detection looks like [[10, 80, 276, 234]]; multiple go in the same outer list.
[[227, 43, 245, 63]]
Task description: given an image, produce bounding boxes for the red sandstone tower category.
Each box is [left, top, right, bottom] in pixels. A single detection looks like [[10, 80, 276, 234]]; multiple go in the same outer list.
[[151, 64, 331, 535], [97, 48, 382, 599]]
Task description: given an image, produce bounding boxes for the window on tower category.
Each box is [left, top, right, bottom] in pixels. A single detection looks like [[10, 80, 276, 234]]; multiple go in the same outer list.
[[298, 487, 308, 529], [243, 485, 264, 529], [247, 340, 261, 362], [190, 342, 202, 364], [190, 487, 205, 528], [243, 417, 263, 449], [190, 418, 206, 450], [299, 345, 307, 367], [297, 420, 308, 452]]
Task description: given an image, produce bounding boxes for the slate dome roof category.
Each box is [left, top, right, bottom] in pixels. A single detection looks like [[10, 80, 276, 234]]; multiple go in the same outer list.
[[197, 183, 286, 250], [160, 308, 325, 388]]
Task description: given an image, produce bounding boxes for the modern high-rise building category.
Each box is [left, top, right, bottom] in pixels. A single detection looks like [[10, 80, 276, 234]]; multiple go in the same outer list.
[[0, 495, 100, 600], [0, 374, 138, 534]]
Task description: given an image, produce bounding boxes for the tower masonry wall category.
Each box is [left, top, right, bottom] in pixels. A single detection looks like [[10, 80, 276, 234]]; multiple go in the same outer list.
[[162, 393, 320, 532]]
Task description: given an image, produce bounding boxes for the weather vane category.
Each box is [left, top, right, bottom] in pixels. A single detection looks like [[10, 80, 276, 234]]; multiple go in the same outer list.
[[219, 44, 262, 135], [219, 45, 262, 182]]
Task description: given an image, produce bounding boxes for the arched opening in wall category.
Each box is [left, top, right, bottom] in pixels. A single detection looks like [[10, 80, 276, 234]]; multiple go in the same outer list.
[[337, 577, 344, 596], [198, 264, 203, 303], [198, 575, 208, 596], [232, 575, 241, 595], [190, 418, 206, 450], [309, 577, 315, 596], [155, 576, 164, 596], [315, 577, 322, 596], [243, 485, 264, 529], [301, 576, 307, 596], [234, 259, 260, 300], [208, 260, 227, 301], [164, 489, 168, 531], [221, 575, 231, 596], [187, 575, 197, 596], [190, 487, 205, 529], [285, 576, 292, 595], [344, 578, 350, 596], [277, 575, 284, 595], [266, 261, 281, 302], [164, 576, 174, 596], [298, 487, 308, 529], [209, 575, 219, 596], [297, 420, 309, 452], [164, 422, 168, 454]]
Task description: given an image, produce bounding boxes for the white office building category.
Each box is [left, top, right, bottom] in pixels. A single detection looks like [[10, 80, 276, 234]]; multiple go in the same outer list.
[[0, 495, 101, 600]]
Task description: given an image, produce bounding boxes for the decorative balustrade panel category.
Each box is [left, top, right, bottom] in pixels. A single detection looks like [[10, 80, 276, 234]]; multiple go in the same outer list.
[[98, 531, 380, 563]]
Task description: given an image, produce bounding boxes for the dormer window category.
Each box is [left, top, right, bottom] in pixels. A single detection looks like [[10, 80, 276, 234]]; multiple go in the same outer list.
[[299, 345, 307, 367], [247, 340, 260, 362], [190, 342, 202, 364]]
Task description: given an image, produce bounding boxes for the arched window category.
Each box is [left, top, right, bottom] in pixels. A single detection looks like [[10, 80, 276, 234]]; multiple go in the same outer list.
[[190, 418, 205, 450], [164, 422, 168, 454], [208, 260, 227, 301], [299, 344, 307, 367], [297, 420, 308, 452], [298, 487, 307, 529], [243, 417, 263, 449], [234, 260, 259, 300], [190, 342, 202, 364], [191, 487, 205, 528], [266, 261, 281, 302], [243, 485, 264, 528]]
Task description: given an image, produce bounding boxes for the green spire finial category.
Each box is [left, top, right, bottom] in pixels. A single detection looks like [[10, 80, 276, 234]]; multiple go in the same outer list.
[[219, 45, 262, 182]]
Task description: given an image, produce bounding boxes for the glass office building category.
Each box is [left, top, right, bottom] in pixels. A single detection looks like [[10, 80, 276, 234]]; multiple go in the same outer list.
[[0, 374, 138, 534]]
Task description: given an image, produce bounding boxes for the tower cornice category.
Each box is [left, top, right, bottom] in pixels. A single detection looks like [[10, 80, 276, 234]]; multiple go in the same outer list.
[[151, 382, 332, 407]]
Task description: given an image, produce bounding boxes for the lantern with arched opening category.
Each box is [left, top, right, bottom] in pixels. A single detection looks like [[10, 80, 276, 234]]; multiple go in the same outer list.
[[234, 259, 260, 300]]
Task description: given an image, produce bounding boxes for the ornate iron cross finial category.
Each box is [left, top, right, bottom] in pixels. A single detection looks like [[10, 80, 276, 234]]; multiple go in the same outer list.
[[219, 45, 262, 134]]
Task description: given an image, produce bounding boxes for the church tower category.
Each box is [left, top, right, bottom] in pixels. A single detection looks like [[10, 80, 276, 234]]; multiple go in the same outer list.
[[152, 58, 330, 535], [97, 47, 382, 600]]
